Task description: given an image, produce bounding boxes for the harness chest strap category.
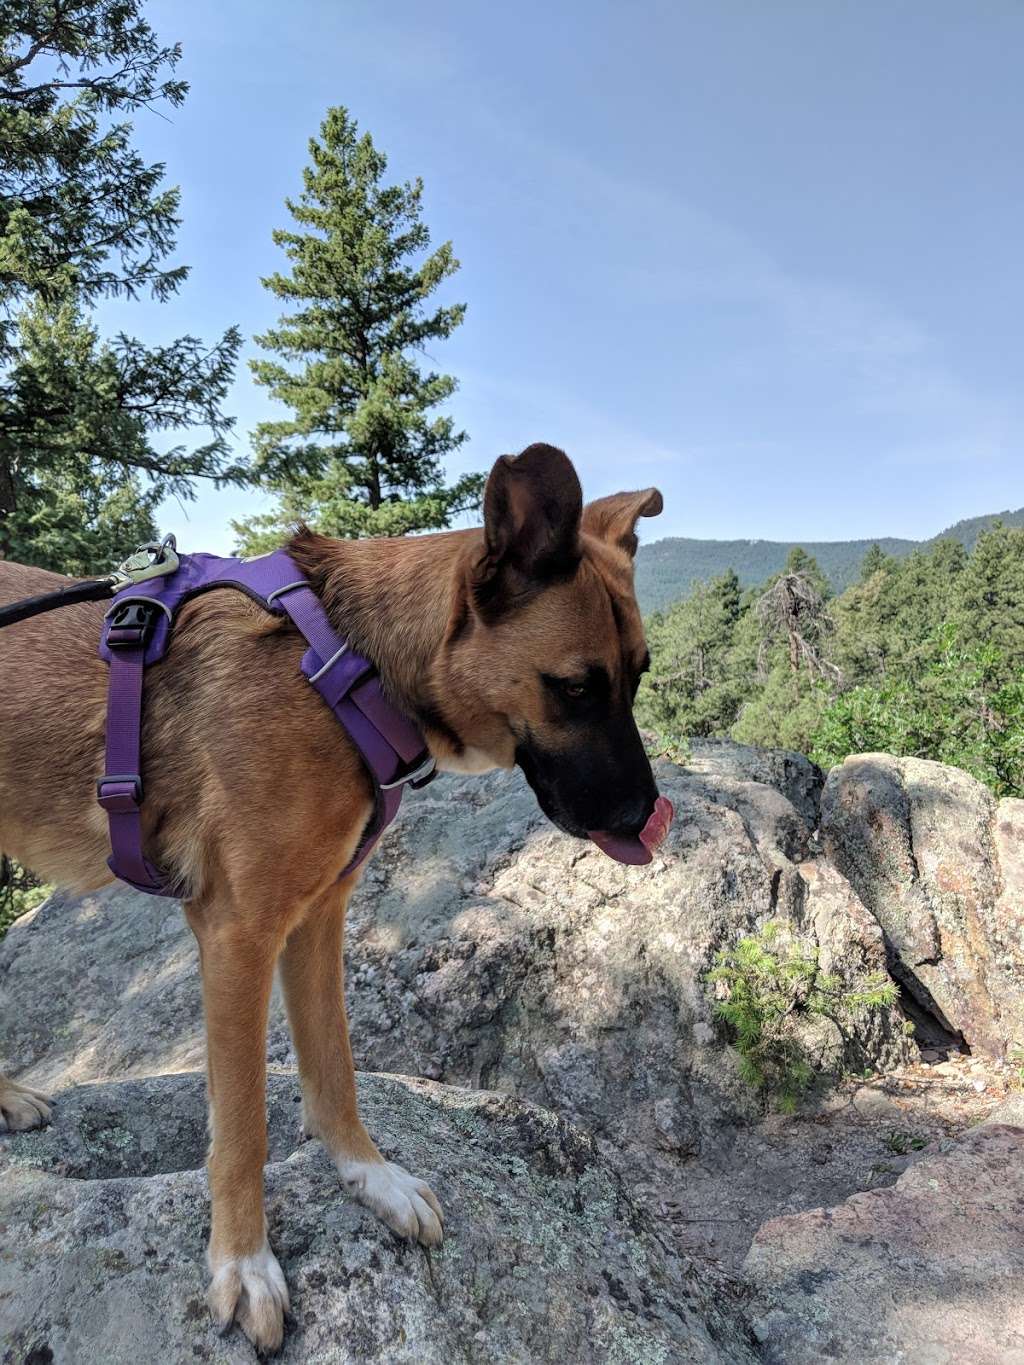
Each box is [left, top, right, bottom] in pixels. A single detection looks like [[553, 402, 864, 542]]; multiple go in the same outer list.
[[97, 549, 435, 897], [98, 607, 163, 891]]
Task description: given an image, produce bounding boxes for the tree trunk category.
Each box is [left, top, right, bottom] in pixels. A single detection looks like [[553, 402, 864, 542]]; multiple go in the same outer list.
[[788, 630, 800, 674], [0, 454, 15, 559]]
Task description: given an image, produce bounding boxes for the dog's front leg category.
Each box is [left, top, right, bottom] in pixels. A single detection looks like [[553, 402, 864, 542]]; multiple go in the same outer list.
[[278, 881, 443, 1246], [185, 899, 289, 1354]]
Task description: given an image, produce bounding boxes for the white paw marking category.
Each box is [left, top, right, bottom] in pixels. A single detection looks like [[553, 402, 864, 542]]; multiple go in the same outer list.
[[336, 1156, 444, 1246], [207, 1240, 289, 1352], [0, 1081, 52, 1133]]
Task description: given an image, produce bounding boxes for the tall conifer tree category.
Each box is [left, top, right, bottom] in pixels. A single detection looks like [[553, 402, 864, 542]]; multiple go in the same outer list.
[[0, 0, 245, 568], [234, 106, 481, 552]]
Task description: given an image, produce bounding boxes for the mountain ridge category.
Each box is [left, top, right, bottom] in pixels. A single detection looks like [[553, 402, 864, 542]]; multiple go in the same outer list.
[[634, 506, 1024, 615]]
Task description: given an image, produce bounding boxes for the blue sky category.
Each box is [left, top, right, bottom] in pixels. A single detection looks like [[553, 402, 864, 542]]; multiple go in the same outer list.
[[97, 0, 1024, 552]]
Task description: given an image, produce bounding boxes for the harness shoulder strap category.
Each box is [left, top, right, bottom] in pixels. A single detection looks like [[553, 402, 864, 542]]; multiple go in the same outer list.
[[271, 578, 435, 875]]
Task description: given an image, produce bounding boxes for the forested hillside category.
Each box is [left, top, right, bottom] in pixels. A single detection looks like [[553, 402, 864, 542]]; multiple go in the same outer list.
[[635, 507, 1024, 614], [636, 525, 1024, 798]]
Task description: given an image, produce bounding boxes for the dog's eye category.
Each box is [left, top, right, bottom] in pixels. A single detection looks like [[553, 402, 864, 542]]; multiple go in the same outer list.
[[540, 669, 605, 704]]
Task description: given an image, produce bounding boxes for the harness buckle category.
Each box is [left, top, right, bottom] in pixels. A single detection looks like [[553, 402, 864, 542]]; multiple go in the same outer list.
[[97, 773, 143, 812], [106, 600, 156, 649]]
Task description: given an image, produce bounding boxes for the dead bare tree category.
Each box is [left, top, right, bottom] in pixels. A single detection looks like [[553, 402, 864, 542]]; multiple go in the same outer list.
[[755, 571, 843, 687]]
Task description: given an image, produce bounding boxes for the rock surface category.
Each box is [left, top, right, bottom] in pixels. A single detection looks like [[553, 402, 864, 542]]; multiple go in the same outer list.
[[822, 753, 1024, 1057], [0, 1071, 756, 1365], [684, 737, 824, 831], [1, 759, 910, 1180], [744, 1121, 1024, 1364], [5, 747, 1024, 1362]]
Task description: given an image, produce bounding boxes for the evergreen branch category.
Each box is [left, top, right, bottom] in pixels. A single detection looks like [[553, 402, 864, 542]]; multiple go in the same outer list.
[[0, 2, 70, 80]]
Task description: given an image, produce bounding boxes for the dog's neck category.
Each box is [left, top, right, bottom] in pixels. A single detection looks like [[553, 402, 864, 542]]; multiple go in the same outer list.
[[286, 526, 475, 733]]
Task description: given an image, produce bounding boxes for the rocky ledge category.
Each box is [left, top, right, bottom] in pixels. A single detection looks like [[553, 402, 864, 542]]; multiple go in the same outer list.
[[3, 742, 1023, 1362], [0, 1071, 756, 1364]]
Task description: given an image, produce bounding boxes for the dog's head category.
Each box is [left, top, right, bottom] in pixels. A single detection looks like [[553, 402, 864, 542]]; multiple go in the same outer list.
[[437, 443, 672, 864]]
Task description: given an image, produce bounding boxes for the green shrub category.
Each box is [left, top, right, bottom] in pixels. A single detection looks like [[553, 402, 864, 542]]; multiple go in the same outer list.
[[0, 858, 51, 940], [707, 921, 898, 1112], [640, 728, 691, 765], [811, 628, 1024, 797], [883, 1130, 927, 1155]]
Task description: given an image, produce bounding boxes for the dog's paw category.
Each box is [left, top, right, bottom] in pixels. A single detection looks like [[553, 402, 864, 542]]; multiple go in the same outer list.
[[207, 1242, 289, 1354], [337, 1156, 444, 1247], [0, 1079, 52, 1133]]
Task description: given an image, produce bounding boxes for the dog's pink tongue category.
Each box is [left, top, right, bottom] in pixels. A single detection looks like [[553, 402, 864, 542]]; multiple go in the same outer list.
[[589, 796, 674, 866]]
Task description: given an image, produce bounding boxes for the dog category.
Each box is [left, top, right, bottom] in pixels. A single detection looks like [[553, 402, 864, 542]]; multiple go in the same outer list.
[[0, 443, 667, 1351]]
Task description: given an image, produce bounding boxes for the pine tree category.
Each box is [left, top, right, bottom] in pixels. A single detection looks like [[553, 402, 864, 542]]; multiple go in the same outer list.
[[832, 540, 967, 685], [638, 570, 749, 740], [859, 543, 888, 581], [956, 524, 1024, 672], [2, 297, 240, 572], [1, 1, 245, 567], [233, 106, 481, 553]]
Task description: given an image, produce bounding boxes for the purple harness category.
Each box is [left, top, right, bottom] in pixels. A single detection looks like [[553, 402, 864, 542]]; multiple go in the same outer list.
[[96, 547, 435, 896]]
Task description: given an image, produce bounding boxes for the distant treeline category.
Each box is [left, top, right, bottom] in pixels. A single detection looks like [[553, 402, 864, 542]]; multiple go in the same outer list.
[[634, 507, 1024, 615], [636, 525, 1024, 798]]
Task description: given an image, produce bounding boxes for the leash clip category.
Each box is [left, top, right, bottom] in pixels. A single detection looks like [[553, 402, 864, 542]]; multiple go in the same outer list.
[[108, 534, 179, 590]]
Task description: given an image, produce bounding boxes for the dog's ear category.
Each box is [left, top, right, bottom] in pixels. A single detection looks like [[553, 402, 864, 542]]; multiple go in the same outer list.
[[471, 444, 583, 610], [581, 488, 663, 558]]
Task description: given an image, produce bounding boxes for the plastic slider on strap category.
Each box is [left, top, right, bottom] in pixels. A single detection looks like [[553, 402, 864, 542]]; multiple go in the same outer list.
[[306, 644, 375, 706], [380, 755, 437, 791], [96, 774, 143, 813]]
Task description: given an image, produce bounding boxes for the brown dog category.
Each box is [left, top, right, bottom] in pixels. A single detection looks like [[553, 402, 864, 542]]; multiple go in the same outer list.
[[0, 444, 664, 1351]]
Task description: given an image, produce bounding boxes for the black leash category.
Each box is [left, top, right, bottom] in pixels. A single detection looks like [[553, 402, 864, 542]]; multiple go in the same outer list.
[[0, 576, 121, 629], [0, 536, 180, 632]]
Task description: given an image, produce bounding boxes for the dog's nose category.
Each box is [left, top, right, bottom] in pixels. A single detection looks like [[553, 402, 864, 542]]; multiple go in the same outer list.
[[607, 793, 658, 838]]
